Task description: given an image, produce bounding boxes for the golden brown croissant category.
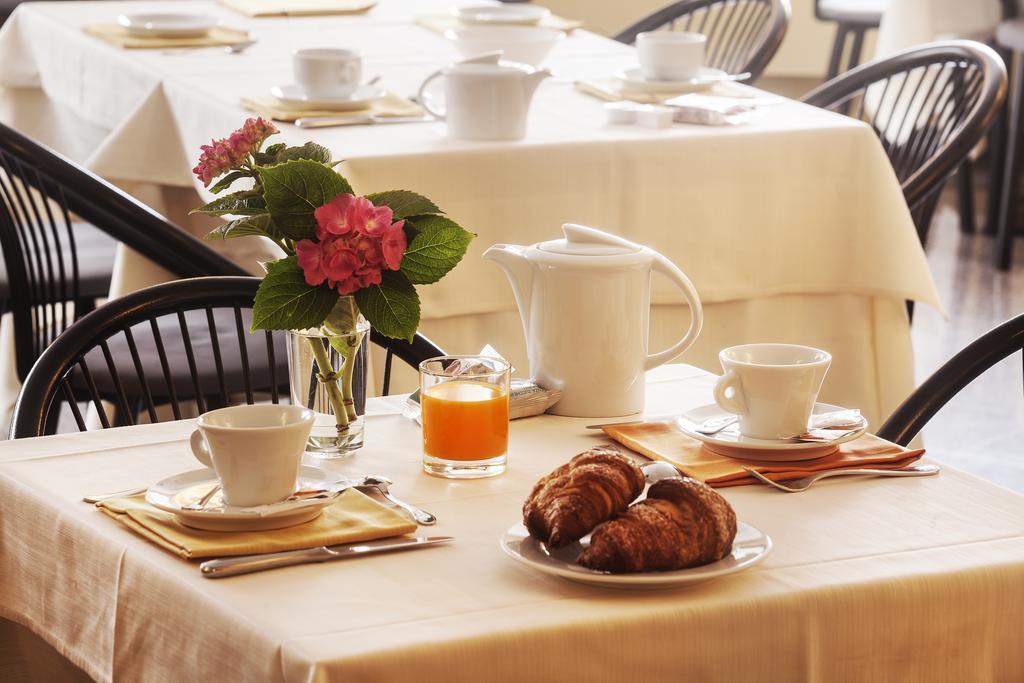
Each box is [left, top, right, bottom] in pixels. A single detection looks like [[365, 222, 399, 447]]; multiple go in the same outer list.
[[522, 447, 645, 549], [577, 477, 737, 573]]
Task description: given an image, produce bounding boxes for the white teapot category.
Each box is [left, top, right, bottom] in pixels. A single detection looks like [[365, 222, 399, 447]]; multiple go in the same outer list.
[[417, 53, 550, 140], [484, 224, 703, 417]]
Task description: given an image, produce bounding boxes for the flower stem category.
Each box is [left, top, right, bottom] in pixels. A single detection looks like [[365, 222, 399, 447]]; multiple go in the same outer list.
[[339, 331, 364, 421], [307, 337, 350, 433]]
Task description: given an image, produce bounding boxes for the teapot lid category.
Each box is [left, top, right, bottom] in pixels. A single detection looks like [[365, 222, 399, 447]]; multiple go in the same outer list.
[[534, 223, 645, 258]]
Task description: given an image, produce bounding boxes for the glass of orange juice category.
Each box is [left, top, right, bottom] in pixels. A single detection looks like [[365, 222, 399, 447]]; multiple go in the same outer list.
[[420, 356, 511, 479]]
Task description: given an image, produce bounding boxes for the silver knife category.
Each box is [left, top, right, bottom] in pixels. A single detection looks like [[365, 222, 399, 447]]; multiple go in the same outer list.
[[199, 536, 453, 578], [295, 115, 432, 129], [585, 414, 682, 430]]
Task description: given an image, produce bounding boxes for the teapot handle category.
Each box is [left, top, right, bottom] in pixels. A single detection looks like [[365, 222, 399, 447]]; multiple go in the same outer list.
[[643, 252, 703, 370], [417, 68, 446, 120]]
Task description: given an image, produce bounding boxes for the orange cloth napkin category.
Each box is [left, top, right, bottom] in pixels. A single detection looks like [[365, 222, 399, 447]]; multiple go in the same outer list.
[[602, 422, 924, 487]]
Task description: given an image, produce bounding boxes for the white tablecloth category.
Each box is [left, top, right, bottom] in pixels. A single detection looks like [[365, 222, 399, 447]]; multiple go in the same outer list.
[[0, 1, 942, 427], [1, 365, 1022, 682]]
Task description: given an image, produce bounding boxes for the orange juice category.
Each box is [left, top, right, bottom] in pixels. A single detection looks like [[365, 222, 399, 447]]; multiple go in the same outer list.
[[422, 380, 509, 461]]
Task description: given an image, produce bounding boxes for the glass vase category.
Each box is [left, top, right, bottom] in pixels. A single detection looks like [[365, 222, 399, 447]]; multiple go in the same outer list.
[[286, 297, 370, 458]]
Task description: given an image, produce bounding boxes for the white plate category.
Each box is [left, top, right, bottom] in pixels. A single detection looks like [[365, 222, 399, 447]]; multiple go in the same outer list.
[[615, 66, 732, 94], [146, 465, 349, 532], [501, 521, 771, 588], [677, 402, 868, 462], [270, 84, 386, 112], [116, 13, 217, 38], [452, 4, 551, 26]]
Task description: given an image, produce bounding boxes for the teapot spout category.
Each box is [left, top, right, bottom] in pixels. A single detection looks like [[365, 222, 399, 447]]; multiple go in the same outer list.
[[522, 67, 552, 104], [483, 244, 533, 336]]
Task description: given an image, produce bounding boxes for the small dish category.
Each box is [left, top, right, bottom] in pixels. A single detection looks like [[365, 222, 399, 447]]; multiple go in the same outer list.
[[452, 4, 551, 26], [677, 402, 868, 462], [270, 84, 386, 112], [501, 521, 771, 588], [146, 465, 349, 532], [116, 13, 218, 39], [615, 66, 732, 94]]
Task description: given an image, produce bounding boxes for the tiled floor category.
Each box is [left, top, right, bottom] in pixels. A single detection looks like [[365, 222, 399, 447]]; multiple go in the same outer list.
[[911, 193, 1024, 492]]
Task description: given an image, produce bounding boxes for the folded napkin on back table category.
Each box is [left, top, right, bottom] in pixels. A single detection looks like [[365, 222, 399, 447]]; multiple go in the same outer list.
[[415, 14, 582, 34], [241, 92, 423, 123], [96, 488, 416, 559], [602, 423, 924, 488], [575, 79, 776, 104], [83, 24, 250, 49]]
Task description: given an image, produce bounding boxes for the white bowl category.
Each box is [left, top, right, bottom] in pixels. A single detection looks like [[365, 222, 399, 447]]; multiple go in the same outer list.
[[452, 4, 551, 26], [444, 26, 564, 67]]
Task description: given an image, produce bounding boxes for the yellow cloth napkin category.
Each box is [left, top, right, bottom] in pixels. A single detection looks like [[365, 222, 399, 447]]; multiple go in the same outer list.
[[575, 79, 764, 104], [219, 0, 376, 17], [96, 488, 417, 559], [241, 92, 424, 122], [602, 423, 925, 488], [82, 24, 250, 49], [415, 14, 582, 34]]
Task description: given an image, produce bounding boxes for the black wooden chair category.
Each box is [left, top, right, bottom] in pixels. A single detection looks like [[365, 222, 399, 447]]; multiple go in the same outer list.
[[801, 41, 1007, 248], [10, 277, 444, 438], [613, 0, 791, 82], [877, 312, 1024, 446], [815, 0, 887, 82]]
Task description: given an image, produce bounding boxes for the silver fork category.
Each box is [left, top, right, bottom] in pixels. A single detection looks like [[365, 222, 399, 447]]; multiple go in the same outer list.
[[742, 464, 940, 492]]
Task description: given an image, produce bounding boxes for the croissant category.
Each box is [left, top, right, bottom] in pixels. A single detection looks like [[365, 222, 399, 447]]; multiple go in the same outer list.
[[577, 477, 737, 573], [522, 447, 645, 548]]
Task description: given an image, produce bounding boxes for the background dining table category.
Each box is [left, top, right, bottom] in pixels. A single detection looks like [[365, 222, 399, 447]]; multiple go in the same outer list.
[[0, 364, 1022, 681], [0, 0, 942, 429]]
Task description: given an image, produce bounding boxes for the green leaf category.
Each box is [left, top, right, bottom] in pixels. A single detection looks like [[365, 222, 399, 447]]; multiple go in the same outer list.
[[251, 257, 339, 331], [208, 170, 252, 195], [258, 159, 353, 241], [253, 143, 287, 166], [204, 214, 280, 241], [365, 190, 443, 220], [353, 270, 420, 342], [278, 141, 332, 165], [190, 190, 266, 217], [399, 215, 475, 285]]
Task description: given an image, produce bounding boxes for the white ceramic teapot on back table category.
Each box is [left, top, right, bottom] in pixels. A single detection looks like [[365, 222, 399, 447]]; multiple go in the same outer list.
[[484, 224, 703, 417], [417, 52, 550, 140]]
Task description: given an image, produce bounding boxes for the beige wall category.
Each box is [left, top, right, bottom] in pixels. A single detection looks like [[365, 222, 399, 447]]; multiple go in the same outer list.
[[545, 0, 876, 78]]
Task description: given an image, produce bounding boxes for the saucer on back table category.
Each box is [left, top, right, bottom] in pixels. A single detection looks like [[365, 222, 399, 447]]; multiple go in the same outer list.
[[117, 13, 218, 38], [678, 402, 868, 462], [270, 84, 386, 112], [615, 66, 732, 95]]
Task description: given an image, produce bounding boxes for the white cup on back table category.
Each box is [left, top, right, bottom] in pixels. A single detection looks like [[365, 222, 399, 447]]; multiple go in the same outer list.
[[293, 48, 362, 99], [190, 404, 314, 507], [636, 31, 706, 81], [713, 344, 832, 440]]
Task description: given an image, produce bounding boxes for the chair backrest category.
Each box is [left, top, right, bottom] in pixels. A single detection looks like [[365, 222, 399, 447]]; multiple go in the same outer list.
[[801, 41, 1007, 244], [877, 313, 1024, 447], [10, 276, 444, 438], [613, 0, 791, 81], [0, 121, 246, 379]]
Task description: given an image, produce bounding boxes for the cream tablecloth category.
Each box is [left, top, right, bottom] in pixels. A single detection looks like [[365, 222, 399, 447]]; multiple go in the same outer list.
[[0, 1, 942, 428], [0, 365, 1022, 681]]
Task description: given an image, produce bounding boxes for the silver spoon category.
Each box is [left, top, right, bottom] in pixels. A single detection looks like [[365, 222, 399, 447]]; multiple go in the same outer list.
[[82, 486, 148, 503], [359, 475, 437, 525], [742, 464, 940, 493], [225, 39, 257, 54], [641, 460, 683, 484]]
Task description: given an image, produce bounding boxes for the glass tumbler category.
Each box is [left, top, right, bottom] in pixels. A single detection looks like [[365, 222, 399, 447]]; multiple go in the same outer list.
[[420, 356, 511, 479]]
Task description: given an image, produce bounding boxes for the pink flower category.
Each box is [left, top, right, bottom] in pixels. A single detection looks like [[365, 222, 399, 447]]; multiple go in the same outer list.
[[295, 240, 326, 286], [192, 117, 278, 187], [347, 196, 394, 236], [321, 240, 360, 285], [315, 194, 356, 238], [381, 220, 407, 270]]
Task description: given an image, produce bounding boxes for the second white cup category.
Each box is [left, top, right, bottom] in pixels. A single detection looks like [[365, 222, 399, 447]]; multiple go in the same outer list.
[[636, 31, 706, 81], [293, 48, 362, 99], [190, 404, 314, 507], [713, 344, 832, 440]]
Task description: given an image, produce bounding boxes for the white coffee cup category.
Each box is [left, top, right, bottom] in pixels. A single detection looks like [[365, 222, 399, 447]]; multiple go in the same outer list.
[[636, 31, 706, 81], [293, 48, 362, 99], [190, 404, 314, 507], [713, 344, 832, 440]]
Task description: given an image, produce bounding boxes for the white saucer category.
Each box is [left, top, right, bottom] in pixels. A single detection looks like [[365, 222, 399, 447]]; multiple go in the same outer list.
[[146, 465, 349, 532], [678, 402, 868, 462], [501, 521, 771, 589], [270, 84, 385, 112], [117, 13, 217, 38], [452, 4, 551, 26], [615, 66, 732, 95]]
